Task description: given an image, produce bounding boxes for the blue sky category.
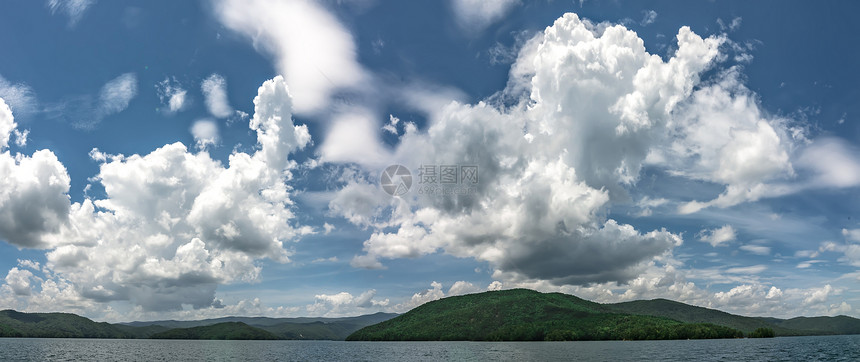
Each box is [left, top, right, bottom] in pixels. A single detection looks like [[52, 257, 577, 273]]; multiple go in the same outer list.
[[1, 0, 859, 322]]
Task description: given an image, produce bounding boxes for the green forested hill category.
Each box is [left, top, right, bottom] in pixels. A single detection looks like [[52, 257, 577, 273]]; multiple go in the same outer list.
[[149, 322, 279, 340], [346, 289, 743, 341], [0, 310, 133, 338], [606, 299, 800, 335]]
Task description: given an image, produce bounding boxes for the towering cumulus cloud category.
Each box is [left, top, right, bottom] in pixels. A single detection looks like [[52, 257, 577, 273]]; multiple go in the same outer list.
[[0, 98, 71, 248], [1, 77, 310, 312], [341, 14, 798, 286]]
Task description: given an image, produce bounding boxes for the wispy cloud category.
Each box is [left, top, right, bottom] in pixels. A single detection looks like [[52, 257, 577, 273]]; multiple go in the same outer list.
[[156, 77, 188, 114], [381, 114, 400, 135], [0, 75, 38, 117], [640, 10, 657, 26], [47, 0, 96, 27], [717, 17, 742, 32], [725, 265, 767, 275], [98, 73, 137, 116], [50, 72, 138, 129], [739, 244, 771, 256], [487, 30, 537, 66], [450, 0, 520, 33], [201, 74, 232, 118], [312, 256, 338, 263]]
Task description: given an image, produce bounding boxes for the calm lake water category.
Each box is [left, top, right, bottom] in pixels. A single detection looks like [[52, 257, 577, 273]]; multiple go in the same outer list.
[[0, 335, 857, 361]]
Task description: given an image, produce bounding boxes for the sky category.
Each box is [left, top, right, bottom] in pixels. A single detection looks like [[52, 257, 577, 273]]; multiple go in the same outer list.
[[1, 0, 860, 323]]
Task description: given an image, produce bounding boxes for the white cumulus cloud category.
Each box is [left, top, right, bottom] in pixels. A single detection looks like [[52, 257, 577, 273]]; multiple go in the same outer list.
[[341, 15, 720, 286], [306, 289, 389, 317], [1, 76, 311, 312], [0, 98, 14, 150], [4, 267, 35, 296], [0, 98, 72, 249], [698, 225, 737, 247], [190, 119, 219, 151], [322, 12, 860, 294]]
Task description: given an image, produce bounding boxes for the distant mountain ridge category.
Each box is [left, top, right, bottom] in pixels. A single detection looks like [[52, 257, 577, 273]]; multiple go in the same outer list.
[[770, 316, 860, 335], [149, 322, 279, 340], [0, 309, 397, 340], [606, 298, 860, 336], [120, 312, 397, 329]]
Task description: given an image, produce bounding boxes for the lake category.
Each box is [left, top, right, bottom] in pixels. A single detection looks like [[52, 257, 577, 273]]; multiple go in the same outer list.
[[0, 335, 857, 361]]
